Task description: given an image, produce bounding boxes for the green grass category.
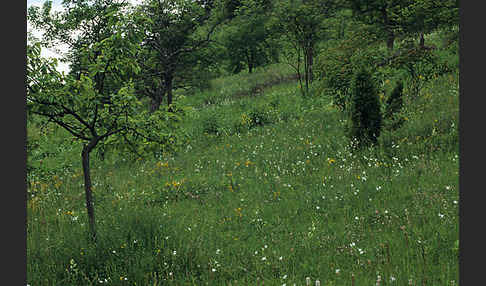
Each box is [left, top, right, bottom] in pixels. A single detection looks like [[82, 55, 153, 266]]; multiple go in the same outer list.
[[177, 63, 297, 108], [27, 46, 459, 285]]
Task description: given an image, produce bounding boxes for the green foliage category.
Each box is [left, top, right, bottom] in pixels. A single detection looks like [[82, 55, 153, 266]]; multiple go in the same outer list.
[[113, 107, 186, 158], [27, 31, 144, 146], [348, 0, 458, 50], [27, 59, 458, 284], [399, 0, 459, 37], [28, 0, 134, 77], [347, 67, 382, 148], [384, 81, 405, 130], [223, 0, 243, 19], [316, 25, 384, 110], [219, 0, 278, 74], [390, 40, 452, 98], [133, 0, 223, 110], [247, 104, 275, 128], [347, 0, 409, 49], [180, 63, 296, 107], [27, 6, 185, 240], [272, 0, 337, 94], [27, 1, 459, 284], [201, 108, 223, 135], [385, 81, 404, 115]]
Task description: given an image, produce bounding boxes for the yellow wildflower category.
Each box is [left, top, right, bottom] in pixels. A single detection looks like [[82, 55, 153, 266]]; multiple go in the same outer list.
[[235, 207, 243, 218]]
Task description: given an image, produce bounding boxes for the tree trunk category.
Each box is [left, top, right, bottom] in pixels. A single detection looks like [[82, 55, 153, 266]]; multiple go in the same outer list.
[[149, 90, 163, 113], [339, 17, 346, 39], [303, 45, 313, 95], [419, 31, 425, 48], [304, 57, 309, 95], [309, 51, 314, 82], [148, 85, 166, 113], [165, 74, 174, 112], [82, 141, 97, 242], [150, 98, 161, 113], [246, 49, 253, 74], [386, 32, 395, 50], [382, 9, 394, 51], [307, 45, 314, 82]]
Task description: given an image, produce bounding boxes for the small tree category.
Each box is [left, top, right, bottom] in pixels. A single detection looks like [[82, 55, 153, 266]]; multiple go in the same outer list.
[[272, 0, 337, 95], [389, 41, 447, 98], [220, 0, 276, 74], [316, 21, 382, 110], [134, 0, 224, 111], [27, 26, 180, 242], [347, 0, 409, 50], [399, 0, 459, 48], [347, 67, 382, 148]]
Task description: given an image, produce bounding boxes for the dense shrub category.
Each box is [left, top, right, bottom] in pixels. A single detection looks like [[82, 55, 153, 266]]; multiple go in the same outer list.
[[347, 68, 382, 148], [231, 103, 278, 133], [201, 109, 222, 135], [248, 105, 271, 127], [316, 26, 384, 110], [389, 40, 452, 98], [384, 81, 405, 130]]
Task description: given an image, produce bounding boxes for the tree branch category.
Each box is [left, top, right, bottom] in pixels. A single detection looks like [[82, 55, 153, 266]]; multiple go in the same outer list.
[[31, 110, 91, 140]]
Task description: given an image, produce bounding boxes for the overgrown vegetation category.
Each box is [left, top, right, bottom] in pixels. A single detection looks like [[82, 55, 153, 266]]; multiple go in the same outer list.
[[27, 0, 459, 284], [347, 67, 382, 149]]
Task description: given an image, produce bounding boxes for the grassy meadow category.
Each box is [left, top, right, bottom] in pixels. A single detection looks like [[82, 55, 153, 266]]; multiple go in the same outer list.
[[27, 36, 459, 285]]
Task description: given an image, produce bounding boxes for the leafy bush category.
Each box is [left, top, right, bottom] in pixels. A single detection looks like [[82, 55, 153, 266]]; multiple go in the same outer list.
[[233, 113, 252, 133], [248, 105, 272, 127], [232, 103, 278, 132], [384, 81, 405, 130], [316, 26, 384, 110], [201, 109, 223, 135], [347, 68, 382, 148], [389, 40, 452, 98]]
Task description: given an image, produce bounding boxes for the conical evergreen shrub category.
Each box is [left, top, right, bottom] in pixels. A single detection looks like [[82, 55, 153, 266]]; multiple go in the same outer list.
[[347, 67, 382, 148]]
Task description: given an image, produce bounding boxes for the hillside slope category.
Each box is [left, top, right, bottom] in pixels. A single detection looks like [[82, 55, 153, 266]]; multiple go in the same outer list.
[[27, 53, 459, 285]]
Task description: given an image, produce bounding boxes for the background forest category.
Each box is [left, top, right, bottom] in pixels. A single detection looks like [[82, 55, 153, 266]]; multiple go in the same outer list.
[[27, 0, 459, 285]]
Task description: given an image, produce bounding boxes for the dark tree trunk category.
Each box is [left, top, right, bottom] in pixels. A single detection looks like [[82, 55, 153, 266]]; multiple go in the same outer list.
[[307, 45, 314, 82], [295, 48, 305, 97], [381, 9, 394, 51], [386, 32, 395, 50], [246, 50, 253, 74], [304, 53, 309, 94], [302, 45, 313, 95], [82, 140, 97, 242], [419, 31, 425, 48], [165, 74, 174, 112], [149, 89, 164, 113], [150, 98, 161, 113], [339, 17, 346, 39]]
